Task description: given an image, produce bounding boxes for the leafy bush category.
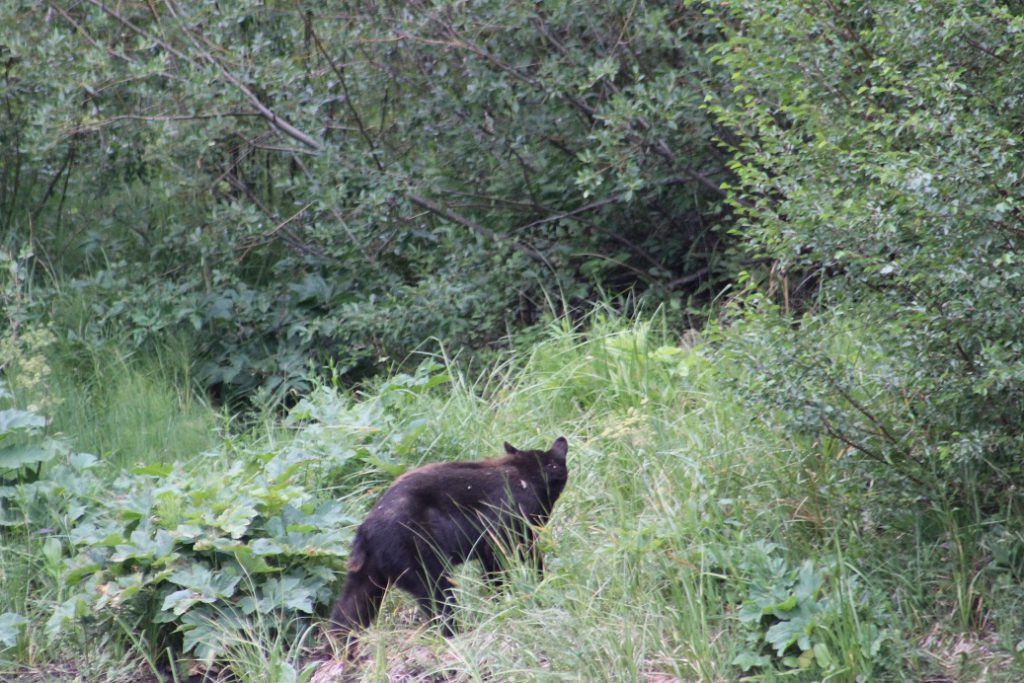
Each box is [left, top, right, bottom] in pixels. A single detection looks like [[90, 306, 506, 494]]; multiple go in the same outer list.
[[0, 385, 93, 661], [54, 452, 354, 663], [707, 2, 1024, 511], [720, 540, 897, 678], [34, 360, 447, 668], [0, 391, 58, 488], [3, 0, 737, 404]]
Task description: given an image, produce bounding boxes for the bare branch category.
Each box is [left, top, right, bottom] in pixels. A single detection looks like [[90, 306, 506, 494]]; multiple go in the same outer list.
[[407, 194, 548, 263], [309, 21, 385, 171], [665, 267, 710, 290], [86, 0, 323, 151]]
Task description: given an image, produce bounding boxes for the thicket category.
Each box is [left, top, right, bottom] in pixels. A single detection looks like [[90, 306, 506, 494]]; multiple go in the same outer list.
[[3, 318, 920, 681], [2, 0, 732, 404], [713, 0, 1024, 505], [3, 0, 1024, 680]]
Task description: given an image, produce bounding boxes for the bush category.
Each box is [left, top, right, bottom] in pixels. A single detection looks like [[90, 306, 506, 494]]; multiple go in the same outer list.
[[707, 1, 1024, 512], [2, 0, 737, 404], [31, 361, 445, 670]]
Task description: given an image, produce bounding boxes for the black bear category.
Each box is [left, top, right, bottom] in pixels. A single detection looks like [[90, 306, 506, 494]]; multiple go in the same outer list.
[[330, 437, 569, 639]]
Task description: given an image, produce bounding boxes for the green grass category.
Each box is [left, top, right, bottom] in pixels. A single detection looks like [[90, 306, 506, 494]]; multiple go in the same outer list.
[[312, 314, 892, 681], [46, 334, 222, 469], [2, 310, 1021, 681]]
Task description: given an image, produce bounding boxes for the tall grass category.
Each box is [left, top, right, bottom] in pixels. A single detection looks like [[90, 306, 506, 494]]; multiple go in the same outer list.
[[5, 309, 1020, 680], [45, 333, 222, 469], [322, 312, 825, 681], [315, 311, 1023, 681]]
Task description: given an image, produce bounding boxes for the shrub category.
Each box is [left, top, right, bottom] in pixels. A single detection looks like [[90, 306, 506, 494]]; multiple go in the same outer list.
[[707, 1, 1024, 513], [33, 360, 446, 669], [2, 0, 737, 404]]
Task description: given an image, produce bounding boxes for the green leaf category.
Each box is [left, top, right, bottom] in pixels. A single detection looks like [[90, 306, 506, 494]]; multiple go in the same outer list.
[[42, 536, 62, 568], [214, 541, 275, 573], [111, 529, 175, 564], [132, 463, 174, 477], [46, 596, 89, 639], [0, 409, 46, 435], [765, 612, 814, 656], [161, 564, 241, 616], [167, 564, 240, 598], [95, 572, 151, 609], [794, 561, 822, 601], [65, 561, 103, 586], [264, 451, 315, 484], [813, 641, 833, 668], [249, 538, 285, 556], [738, 601, 765, 624], [731, 650, 771, 671], [179, 609, 232, 663], [0, 442, 59, 470], [68, 452, 99, 470], [239, 575, 315, 615], [774, 593, 798, 613], [0, 612, 28, 648], [162, 589, 213, 616], [213, 502, 258, 539]]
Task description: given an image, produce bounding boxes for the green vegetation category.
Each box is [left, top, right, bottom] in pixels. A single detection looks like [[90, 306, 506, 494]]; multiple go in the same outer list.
[[3, 314, 1018, 681], [3, 1, 1024, 680]]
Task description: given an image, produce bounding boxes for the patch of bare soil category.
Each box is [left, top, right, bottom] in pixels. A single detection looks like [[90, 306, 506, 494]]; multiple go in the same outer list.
[[919, 622, 1016, 682], [0, 662, 160, 683], [310, 644, 464, 683]]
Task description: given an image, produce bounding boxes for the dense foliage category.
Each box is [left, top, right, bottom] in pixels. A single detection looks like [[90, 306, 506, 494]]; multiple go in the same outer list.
[[710, 1, 1024, 511], [3, 0, 732, 403], [3, 0, 1024, 680]]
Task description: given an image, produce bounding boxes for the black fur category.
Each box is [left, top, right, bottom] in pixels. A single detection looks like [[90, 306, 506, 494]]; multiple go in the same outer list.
[[330, 437, 569, 638]]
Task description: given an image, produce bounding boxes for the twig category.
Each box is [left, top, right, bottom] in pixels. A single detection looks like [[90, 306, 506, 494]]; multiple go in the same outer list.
[[309, 22, 384, 172], [87, 0, 324, 151], [512, 175, 694, 232], [665, 267, 710, 289], [61, 111, 262, 137], [963, 37, 1010, 65], [265, 202, 314, 240], [31, 143, 76, 221], [820, 414, 928, 489], [47, 2, 135, 63], [407, 194, 547, 263]]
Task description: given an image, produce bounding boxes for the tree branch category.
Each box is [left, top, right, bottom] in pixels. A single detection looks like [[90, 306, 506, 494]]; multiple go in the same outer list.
[[407, 193, 547, 263], [308, 22, 384, 171], [820, 414, 928, 489], [62, 111, 263, 138], [48, 2, 135, 64], [512, 175, 696, 233], [87, 0, 324, 151]]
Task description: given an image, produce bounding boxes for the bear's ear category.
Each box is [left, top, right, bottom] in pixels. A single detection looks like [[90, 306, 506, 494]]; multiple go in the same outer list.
[[549, 437, 568, 460], [503, 442, 519, 455]]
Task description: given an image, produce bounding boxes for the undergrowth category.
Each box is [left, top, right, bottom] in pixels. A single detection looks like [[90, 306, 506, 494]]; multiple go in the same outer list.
[[0, 311, 1020, 681]]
